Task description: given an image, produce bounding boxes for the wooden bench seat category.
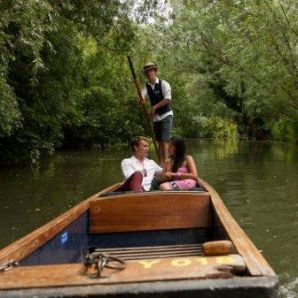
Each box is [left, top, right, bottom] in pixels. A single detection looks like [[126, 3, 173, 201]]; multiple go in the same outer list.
[[89, 192, 212, 234]]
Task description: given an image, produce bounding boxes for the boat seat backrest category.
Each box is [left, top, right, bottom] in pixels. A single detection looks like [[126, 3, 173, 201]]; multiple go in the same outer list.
[[89, 192, 212, 234]]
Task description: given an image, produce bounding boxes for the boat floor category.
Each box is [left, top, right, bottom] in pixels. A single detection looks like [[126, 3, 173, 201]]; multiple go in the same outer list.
[[88, 243, 203, 261]]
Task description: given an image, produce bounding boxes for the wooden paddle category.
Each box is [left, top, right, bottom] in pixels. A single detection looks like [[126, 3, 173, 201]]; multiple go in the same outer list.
[[127, 56, 159, 158]]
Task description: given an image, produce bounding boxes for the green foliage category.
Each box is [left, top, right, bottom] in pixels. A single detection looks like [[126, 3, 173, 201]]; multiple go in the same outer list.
[[0, 72, 21, 137], [0, 0, 138, 165], [153, 0, 298, 140], [184, 115, 238, 139], [272, 117, 298, 142], [0, 0, 297, 165]]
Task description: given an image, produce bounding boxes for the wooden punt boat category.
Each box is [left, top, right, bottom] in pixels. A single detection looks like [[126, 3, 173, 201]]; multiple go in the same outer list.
[[0, 178, 278, 297]]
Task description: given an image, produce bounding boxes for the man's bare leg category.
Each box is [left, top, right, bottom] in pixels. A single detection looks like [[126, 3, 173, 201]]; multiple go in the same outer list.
[[158, 141, 169, 167]]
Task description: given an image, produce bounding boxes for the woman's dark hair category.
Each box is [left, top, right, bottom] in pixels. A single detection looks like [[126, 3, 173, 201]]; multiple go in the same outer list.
[[170, 136, 186, 172]]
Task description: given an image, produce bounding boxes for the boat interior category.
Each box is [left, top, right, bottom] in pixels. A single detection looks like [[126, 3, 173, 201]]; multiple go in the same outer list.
[[20, 189, 223, 267]]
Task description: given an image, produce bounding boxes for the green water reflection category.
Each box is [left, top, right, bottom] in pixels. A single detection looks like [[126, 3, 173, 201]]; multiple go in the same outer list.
[[0, 140, 297, 297]]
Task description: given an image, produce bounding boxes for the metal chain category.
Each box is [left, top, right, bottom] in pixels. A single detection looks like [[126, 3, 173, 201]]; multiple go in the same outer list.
[[0, 259, 19, 272], [84, 251, 127, 278]]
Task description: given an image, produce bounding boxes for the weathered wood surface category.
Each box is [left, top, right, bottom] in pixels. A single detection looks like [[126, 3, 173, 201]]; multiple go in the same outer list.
[[0, 276, 279, 298], [0, 255, 245, 290], [0, 183, 121, 263], [89, 192, 212, 233], [197, 177, 275, 277]]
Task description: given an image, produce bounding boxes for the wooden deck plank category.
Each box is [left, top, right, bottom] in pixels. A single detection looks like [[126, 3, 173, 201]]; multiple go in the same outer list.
[[94, 243, 202, 252], [97, 247, 203, 255], [90, 243, 203, 259], [0, 255, 245, 289]]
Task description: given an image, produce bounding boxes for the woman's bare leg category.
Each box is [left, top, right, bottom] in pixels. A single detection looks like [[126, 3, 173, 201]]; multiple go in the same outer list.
[[159, 182, 172, 191]]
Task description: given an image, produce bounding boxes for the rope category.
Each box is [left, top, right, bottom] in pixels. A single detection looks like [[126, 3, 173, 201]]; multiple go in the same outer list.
[[0, 259, 19, 272], [84, 251, 127, 278]]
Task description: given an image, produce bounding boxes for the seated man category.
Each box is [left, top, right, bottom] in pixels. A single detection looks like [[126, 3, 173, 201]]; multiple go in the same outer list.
[[117, 136, 162, 192]]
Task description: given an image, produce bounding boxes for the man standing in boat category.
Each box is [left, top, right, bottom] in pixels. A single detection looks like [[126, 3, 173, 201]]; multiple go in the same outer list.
[[140, 62, 173, 167], [116, 136, 162, 192]]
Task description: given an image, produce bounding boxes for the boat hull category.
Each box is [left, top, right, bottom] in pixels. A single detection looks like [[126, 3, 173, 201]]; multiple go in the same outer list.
[[0, 179, 278, 297]]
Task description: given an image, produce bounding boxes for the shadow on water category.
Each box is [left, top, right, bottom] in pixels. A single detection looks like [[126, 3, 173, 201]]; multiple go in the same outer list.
[[0, 139, 297, 297]]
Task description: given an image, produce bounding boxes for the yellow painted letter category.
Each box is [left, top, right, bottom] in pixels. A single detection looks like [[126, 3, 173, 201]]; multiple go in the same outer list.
[[138, 260, 161, 269], [171, 258, 191, 267], [196, 257, 208, 265], [216, 256, 234, 265]]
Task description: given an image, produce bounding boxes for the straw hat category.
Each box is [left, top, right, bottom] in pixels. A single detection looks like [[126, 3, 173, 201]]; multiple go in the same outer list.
[[143, 62, 158, 73]]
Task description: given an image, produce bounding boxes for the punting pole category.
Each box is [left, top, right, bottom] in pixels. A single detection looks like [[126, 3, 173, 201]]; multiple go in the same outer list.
[[127, 56, 159, 158]]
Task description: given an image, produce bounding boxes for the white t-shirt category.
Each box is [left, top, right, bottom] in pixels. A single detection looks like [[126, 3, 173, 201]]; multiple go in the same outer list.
[[141, 78, 174, 122], [121, 156, 162, 191]]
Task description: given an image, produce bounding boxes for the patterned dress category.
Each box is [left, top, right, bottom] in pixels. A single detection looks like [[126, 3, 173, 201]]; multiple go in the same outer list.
[[168, 165, 197, 190]]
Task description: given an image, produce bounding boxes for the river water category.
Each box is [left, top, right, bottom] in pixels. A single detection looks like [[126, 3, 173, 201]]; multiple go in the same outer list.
[[0, 139, 297, 297]]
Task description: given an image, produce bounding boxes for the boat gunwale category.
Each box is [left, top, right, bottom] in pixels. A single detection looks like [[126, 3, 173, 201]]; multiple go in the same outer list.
[[197, 177, 276, 277]]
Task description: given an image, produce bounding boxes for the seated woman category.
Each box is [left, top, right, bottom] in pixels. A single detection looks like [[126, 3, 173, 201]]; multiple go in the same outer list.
[[159, 136, 198, 191]]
